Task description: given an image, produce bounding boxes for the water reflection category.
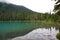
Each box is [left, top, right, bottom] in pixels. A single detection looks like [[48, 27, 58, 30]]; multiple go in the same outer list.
[[0, 22, 60, 40], [11, 27, 59, 40]]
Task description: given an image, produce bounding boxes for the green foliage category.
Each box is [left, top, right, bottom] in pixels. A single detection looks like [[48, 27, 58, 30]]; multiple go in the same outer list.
[[56, 33, 60, 40], [54, 0, 60, 15], [54, 0, 60, 22], [0, 2, 59, 22]]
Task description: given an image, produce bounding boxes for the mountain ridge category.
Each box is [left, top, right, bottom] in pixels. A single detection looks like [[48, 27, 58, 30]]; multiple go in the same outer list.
[[0, 2, 34, 13], [0, 2, 47, 21]]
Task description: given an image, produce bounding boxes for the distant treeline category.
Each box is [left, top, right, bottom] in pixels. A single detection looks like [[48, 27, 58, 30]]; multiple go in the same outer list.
[[0, 2, 60, 22]]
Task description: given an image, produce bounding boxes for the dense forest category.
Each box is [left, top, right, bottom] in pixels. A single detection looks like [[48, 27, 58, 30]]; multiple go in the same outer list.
[[0, 2, 60, 22]]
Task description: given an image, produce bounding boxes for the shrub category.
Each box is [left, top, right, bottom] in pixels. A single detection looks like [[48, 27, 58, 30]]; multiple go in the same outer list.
[[56, 33, 60, 40]]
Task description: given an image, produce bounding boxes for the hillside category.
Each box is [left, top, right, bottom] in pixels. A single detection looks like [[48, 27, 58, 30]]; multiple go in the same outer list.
[[0, 2, 34, 21], [0, 2, 52, 21]]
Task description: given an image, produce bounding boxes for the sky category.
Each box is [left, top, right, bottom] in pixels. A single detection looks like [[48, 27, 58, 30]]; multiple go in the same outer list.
[[0, 0, 56, 13]]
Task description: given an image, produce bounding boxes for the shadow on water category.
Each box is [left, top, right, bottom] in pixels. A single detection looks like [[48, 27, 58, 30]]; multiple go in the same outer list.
[[0, 22, 60, 40]]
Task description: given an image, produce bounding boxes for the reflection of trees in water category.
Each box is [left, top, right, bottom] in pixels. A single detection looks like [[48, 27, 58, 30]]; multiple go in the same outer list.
[[54, 24, 60, 32], [0, 22, 60, 40], [54, 23, 60, 40]]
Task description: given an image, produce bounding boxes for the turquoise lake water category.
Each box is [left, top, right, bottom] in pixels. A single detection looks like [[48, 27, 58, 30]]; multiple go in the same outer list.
[[0, 22, 33, 34], [0, 22, 59, 40]]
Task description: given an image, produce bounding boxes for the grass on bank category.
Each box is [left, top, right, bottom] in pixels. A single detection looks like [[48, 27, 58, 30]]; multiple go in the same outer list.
[[0, 20, 55, 24]]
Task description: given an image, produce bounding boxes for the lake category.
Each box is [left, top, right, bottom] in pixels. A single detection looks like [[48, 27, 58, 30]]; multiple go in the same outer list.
[[0, 22, 59, 40]]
